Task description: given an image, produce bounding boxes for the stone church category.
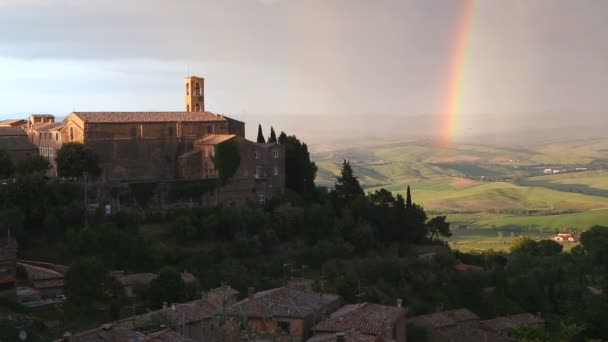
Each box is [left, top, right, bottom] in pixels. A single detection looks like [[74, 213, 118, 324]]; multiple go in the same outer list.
[[25, 76, 285, 206]]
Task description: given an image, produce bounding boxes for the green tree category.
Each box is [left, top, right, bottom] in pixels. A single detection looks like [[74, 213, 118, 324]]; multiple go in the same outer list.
[[64, 257, 111, 310], [211, 139, 241, 184], [256, 124, 265, 143], [537, 239, 563, 257], [16, 155, 49, 175], [580, 226, 608, 273], [510, 237, 539, 256], [148, 267, 186, 308], [332, 160, 364, 208], [427, 216, 452, 240], [267, 126, 277, 143], [280, 132, 318, 199], [0, 150, 14, 178], [56, 142, 100, 178], [406, 185, 413, 208]]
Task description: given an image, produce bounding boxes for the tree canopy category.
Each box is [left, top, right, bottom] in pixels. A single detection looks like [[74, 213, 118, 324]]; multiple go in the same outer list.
[[267, 126, 277, 143], [279, 132, 317, 199], [0, 150, 14, 178], [332, 160, 364, 208], [16, 155, 49, 175], [256, 124, 265, 143], [56, 143, 100, 178]]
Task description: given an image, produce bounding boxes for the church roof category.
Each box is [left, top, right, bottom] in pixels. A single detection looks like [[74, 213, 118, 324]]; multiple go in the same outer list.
[[71, 111, 228, 123], [199, 134, 237, 145]]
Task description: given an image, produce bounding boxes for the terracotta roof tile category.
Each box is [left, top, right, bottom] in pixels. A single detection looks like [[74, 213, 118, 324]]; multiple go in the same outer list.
[[72, 111, 228, 123], [227, 287, 341, 319], [308, 330, 379, 342], [61, 325, 197, 342], [18, 262, 63, 281], [199, 134, 236, 145], [480, 313, 544, 332], [30, 122, 64, 131], [314, 303, 407, 336]]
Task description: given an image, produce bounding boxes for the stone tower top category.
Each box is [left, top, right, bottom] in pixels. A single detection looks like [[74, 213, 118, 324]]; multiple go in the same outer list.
[[184, 76, 205, 112]]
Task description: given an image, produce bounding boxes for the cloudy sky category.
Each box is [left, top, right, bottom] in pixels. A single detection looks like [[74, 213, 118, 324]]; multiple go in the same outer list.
[[0, 0, 606, 128]]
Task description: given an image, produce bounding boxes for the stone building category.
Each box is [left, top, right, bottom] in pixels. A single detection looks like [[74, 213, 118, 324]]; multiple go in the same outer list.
[[0, 127, 38, 166], [224, 287, 342, 342], [23, 75, 284, 206]]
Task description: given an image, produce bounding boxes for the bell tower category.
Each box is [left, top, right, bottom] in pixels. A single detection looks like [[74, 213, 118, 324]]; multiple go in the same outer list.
[[184, 76, 205, 112]]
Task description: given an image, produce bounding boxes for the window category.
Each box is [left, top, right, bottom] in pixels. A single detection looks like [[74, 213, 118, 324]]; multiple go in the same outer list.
[[254, 151, 260, 159], [273, 167, 279, 176], [130, 127, 137, 138], [55, 133, 59, 141], [195, 83, 201, 95], [39, 147, 43, 155], [194, 104, 200, 112], [43, 147, 48, 156], [49, 148, 53, 157], [273, 150, 279, 158], [186, 83, 190, 95], [277, 321, 290, 335], [70, 127, 74, 141], [255, 166, 263, 179], [256, 192, 266, 205]]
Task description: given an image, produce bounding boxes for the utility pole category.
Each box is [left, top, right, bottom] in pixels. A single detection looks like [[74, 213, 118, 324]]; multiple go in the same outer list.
[[83, 171, 88, 229]]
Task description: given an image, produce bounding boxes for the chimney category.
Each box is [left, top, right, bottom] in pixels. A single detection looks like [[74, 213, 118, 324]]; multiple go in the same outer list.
[[336, 332, 346, 342], [248, 287, 255, 301], [397, 299, 402, 308]]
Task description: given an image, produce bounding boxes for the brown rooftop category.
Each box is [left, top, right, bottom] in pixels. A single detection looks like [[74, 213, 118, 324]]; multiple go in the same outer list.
[[72, 111, 228, 123], [226, 287, 341, 319], [314, 303, 407, 336], [199, 134, 236, 145], [57, 324, 197, 342], [30, 122, 64, 131], [308, 330, 378, 342]]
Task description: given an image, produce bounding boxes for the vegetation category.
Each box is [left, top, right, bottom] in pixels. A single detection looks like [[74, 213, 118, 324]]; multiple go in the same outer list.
[[0, 149, 14, 178], [256, 124, 265, 143], [16, 155, 49, 175], [267, 126, 277, 143], [211, 139, 240, 184], [56, 142, 100, 178]]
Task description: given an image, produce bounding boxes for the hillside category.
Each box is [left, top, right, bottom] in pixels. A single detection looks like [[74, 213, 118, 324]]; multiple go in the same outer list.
[[313, 138, 608, 236]]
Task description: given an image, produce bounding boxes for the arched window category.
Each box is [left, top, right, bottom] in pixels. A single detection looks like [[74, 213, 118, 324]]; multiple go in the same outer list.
[[70, 127, 74, 141], [195, 83, 200, 95], [194, 104, 200, 112], [187, 105, 190, 112], [186, 83, 190, 95]]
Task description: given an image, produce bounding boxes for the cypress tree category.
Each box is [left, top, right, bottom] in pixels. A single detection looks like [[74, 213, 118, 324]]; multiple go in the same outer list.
[[278, 131, 287, 144], [333, 160, 364, 206], [406, 185, 412, 208], [256, 124, 266, 143], [268, 126, 277, 143]]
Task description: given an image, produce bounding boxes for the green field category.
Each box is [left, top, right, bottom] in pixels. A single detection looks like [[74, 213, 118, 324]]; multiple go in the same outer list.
[[445, 228, 578, 253], [313, 138, 608, 249]]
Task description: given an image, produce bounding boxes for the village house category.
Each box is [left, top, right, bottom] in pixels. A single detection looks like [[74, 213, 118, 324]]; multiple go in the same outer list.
[[0, 127, 38, 168], [0, 238, 17, 299], [311, 302, 408, 342], [225, 286, 342, 342], [113, 297, 222, 342], [408, 308, 482, 342], [55, 323, 198, 342], [111, 270, 198, 298], [553, 233, 578, 242], [203, 285, 240, 312], [17, 261, 66, 298]]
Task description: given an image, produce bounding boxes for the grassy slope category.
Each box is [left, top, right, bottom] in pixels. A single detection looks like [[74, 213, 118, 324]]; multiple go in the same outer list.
[[313, 139, 608, 235]]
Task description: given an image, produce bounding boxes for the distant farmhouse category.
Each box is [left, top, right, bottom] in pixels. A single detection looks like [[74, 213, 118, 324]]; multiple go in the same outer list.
[[10, 75, 285, 207]]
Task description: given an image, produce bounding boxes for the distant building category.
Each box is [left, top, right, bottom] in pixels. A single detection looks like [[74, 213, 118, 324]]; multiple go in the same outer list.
[[454, 261, 483, 272], [553, 233, 578, 243], [312, 302, 408, 342], [111, 270, 198, 298], [17, 261, 65, 298], [0, 127, 38, 165], [225, 287, 342, 341], [0, 119, 27, 128], [0, 238, 17, 299], [22, 75, 285, 207], [407, 308, 481, 342]]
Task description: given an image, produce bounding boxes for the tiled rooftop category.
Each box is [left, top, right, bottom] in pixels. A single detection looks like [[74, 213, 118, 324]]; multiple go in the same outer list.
[[308, 330, 379, 342], [30, 122, 64, 131], [226, 287, 341, 319], [481, 313, 544, 332], [114, 298, 218, 331], [314, 303, 407, 336], [199, 134, 236, 145], [59, 324, 197, 342], [72, 111, 228, 123]]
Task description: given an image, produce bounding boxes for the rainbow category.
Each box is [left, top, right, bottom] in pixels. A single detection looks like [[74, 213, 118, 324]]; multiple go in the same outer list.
[[439, 0, 477, 147]]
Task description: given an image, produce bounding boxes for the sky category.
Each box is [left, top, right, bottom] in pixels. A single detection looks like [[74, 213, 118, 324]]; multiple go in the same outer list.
[[0, 0, 607, 140]]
